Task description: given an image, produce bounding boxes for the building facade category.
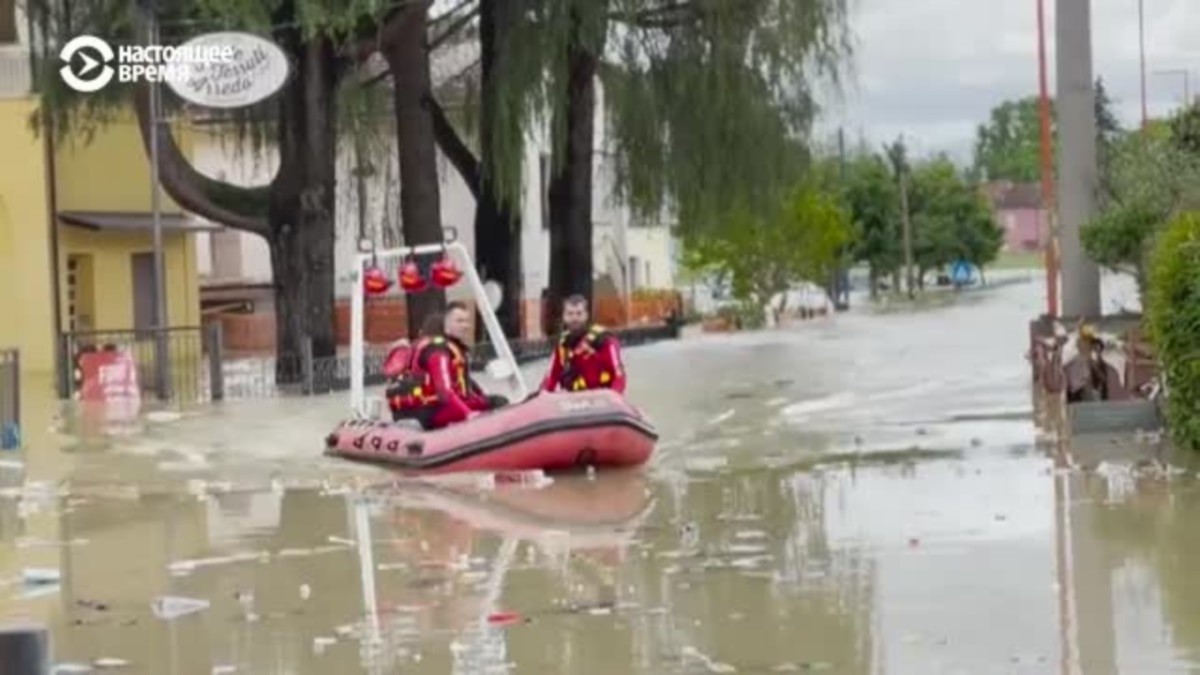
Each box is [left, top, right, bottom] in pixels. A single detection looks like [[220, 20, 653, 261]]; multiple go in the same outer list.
[[0, 1, 206, 382], [982, 181, 1045, 252]]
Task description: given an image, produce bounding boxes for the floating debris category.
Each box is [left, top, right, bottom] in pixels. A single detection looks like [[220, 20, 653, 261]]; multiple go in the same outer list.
[[22, 568, 61, 584], [151, 596, 210, 620], [93, 657, 130, 669], [167, 552, 267, 574], [312, 637, 337, 654], [486, 611, 522, 625]]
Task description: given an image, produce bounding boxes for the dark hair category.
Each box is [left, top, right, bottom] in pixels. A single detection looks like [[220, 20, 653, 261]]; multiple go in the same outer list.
[[446, 300, 470, 314], [563, 294, 588, 308], [420, 312, 445, 337]]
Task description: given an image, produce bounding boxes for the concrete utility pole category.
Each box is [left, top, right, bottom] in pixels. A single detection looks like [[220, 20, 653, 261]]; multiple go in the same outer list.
[[899, 169, 915, 299], [1055, 0, 1102, 318]]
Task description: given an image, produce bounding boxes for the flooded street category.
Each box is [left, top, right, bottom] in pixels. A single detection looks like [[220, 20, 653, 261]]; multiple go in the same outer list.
[[2, 274, 1194, 674]]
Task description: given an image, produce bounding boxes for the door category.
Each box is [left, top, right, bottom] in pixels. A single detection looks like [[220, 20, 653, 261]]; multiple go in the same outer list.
[[131, 252, 156, 331]]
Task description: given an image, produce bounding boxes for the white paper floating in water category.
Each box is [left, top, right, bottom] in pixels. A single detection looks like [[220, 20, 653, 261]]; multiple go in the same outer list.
[[93, 658, 130, 669], [151, 595, 210, 619], [299, 584, 311, 600], [22, 568, 61, 584], [52, 664, 93, 673], [211, 667, 237, 674], [312, 637, 337, 654]]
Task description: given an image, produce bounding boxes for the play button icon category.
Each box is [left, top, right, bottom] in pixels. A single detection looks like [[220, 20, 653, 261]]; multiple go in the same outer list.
[[78, 52, 100, 76], [59, 35, 116, 93]]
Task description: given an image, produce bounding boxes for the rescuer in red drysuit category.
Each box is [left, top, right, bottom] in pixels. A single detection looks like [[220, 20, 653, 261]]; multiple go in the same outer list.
[[387, 302, 506, 429], [539, 294, 627, 394]]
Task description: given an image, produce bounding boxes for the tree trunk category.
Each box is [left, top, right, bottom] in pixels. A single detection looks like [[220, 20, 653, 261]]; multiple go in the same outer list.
[[868, 266, 879, 299], [547, 8, 600, 334], [383, 2, 447, 337], [269, 35, 339, 382], [133, 20, 341, 387], [474, 0, 522, 339]]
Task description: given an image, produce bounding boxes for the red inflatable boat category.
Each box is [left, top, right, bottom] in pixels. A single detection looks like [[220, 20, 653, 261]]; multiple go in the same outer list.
[[325, 389, 657, 473]]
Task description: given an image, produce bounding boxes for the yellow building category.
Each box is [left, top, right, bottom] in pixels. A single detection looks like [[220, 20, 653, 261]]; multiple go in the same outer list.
[[0, 93, 208, 384]]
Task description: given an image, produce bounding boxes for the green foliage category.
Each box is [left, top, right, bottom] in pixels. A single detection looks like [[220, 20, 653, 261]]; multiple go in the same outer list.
[[599, 0, 852, 232], [907, 156, 1003, 273], [841, 152, 901, 282], [681, 184, 852, 312], [972, 96, 1048, 182], [1082, 119, 1200, 293], [1145, 211, 1200, 451], [971, 78, 1122, 184], [1169, 103, 1200, 156]]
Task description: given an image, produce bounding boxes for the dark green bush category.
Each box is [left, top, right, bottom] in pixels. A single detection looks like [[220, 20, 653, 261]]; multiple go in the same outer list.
[[1145, 211, 1200, 449]]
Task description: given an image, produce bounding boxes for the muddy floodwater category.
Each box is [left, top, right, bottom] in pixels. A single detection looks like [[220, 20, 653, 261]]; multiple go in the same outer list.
[[3, 273, 1196, 674]]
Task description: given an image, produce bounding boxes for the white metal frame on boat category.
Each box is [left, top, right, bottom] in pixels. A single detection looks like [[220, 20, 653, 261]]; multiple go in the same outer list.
[[349, 240, 529, 418]]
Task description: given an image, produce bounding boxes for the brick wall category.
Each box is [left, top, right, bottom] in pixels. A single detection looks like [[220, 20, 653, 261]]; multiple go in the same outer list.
[[216, 289, 681, 354]]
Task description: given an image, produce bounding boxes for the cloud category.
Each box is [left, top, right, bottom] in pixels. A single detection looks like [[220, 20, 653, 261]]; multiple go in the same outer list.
[[816, 0, 1200, 161]]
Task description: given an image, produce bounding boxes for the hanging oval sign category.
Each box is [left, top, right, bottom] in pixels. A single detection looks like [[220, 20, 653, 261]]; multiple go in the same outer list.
[[164, 32, 290, 109]]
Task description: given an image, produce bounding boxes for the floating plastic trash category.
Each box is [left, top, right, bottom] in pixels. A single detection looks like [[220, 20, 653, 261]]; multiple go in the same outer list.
[[93, 657, 130, 669], [1, 422, 20, 450], [151, 596, 210, 620], [22, 568, 61, 585], [486, 611, 521, 625]]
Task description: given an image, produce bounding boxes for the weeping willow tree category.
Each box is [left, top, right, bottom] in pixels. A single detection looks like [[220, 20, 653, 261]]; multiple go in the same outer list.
[[422, 0, 851, 333], [502, 0, 851, 325], [30, 0, 467, 371]]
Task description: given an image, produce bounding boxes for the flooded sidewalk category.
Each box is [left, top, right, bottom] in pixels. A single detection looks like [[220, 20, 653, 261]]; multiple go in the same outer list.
[[0, 275, 1193, 674]]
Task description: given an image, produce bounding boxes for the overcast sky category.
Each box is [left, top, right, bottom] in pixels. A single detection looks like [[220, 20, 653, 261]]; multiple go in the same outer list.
[[817, 0, 1200, 161]]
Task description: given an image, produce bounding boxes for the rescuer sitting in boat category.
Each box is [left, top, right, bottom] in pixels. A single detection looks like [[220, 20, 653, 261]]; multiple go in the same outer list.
[[385, 301, 507, 429], [539, 294, 627, 394]]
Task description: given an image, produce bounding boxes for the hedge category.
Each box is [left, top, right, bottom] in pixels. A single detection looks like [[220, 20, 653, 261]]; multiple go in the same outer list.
[[1145, 211, 1200, 450]]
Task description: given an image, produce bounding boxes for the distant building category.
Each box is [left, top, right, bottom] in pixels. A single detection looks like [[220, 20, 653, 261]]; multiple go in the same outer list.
[[982, 181, 1045, 252]]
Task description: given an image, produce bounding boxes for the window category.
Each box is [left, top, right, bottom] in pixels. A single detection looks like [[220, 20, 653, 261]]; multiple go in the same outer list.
[[540, 153, 551, 229], [131, 253, 156, 331], [0, 0, 16, 45]]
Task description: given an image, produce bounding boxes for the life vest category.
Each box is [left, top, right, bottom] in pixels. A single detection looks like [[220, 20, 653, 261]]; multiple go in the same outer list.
[[557, 325, 616, 391], [387, 336, 470, 412]]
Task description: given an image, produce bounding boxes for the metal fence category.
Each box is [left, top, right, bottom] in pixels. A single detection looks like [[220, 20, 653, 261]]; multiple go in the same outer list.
[[0, 349, 18, 449], [59, 326, 216, 405], [55, 321, 683, 404], [218, 321, 685, 400]]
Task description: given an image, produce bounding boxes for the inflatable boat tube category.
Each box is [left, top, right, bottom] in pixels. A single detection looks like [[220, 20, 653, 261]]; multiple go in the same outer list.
[[326, 389, 657, 473]]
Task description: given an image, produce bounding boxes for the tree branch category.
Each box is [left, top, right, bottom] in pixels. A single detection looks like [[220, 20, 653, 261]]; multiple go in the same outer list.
[[430, 5, 480, 49], [132, 85, 270, 235], [426, 93, 481, 199], [609, 1, 697, 29]]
